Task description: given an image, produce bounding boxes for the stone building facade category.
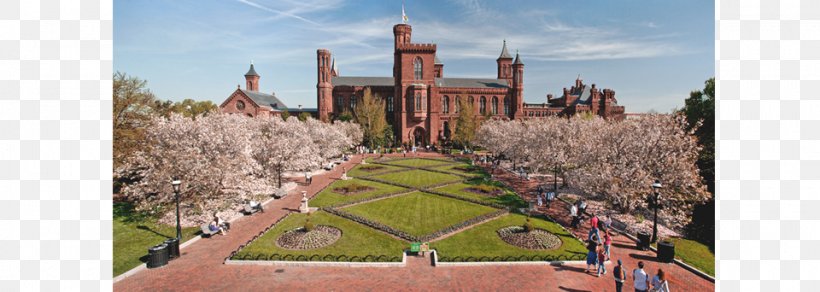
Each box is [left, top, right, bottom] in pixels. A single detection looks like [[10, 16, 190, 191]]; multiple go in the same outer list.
[[317, 23, 625, 146], [220, 63, 317, 117]]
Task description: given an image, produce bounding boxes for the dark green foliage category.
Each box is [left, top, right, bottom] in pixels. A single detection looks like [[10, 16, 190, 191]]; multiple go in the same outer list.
[[679, 77, 715, 249]]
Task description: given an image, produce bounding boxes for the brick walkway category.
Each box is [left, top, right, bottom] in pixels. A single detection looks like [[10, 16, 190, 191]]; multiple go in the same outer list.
[[114, 153, 714, 292]]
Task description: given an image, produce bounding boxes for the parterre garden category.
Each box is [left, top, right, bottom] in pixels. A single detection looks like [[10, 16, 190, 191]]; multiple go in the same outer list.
[[231, 157, 586, 263]]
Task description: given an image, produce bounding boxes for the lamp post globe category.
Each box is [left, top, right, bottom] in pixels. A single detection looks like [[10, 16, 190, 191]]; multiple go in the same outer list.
[[650, 179, 662, 243], [172, 177, 182, 240]]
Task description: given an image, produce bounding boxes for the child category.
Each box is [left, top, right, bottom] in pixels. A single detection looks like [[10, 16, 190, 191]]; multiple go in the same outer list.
[[597, 245, 607, 277]]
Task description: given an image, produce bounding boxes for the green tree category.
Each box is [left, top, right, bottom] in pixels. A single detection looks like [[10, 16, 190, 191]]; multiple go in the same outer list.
[[280, 109, 290, 121], [453, 98, 478, 150], [353, 87, 389, 148], [679, 77, 715, 249], [298, 112, 311, 122], [113, 72, 158, 169]]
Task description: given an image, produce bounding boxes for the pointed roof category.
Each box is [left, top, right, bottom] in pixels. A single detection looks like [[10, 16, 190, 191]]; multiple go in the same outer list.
[[245, 63, 259, 77], [498, 40, 513, 59], [434, 55, 443, 64], [513, 51, 524, 65], [331, 58, 338, 74]]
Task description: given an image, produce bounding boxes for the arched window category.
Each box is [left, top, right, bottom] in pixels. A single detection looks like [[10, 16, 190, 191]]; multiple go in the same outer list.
[[414, 57, 423, 80], [350, 95, 357, 110], [415, 93, 421, 112], [455, 96, 460, 113], [491, 96, 498, 115], [443, 96, 449, 114], [468, 96, 474, 113], [387, 96, 394, 112], [504, 97, 510, 115], [479, 96, 486, 115]]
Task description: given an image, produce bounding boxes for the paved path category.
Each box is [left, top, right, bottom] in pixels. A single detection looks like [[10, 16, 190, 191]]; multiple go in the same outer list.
[[114, 152, 714, 292]]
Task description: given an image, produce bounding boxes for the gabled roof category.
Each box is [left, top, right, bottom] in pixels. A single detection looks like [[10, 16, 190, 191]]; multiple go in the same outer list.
[[434, 77, 509, 89], [240, 89, 287, 109], [245, 64, 259, 76], [498, 40, 513, 59], [332, 76, 395, 87]]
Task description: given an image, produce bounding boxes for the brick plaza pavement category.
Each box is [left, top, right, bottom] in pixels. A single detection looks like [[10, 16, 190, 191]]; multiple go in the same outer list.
[[114, 152, 714, 291]]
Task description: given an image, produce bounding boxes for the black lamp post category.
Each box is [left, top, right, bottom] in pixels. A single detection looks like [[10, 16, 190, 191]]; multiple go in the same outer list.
[[172, 177, 182, 240], [650, 179, 663, 243]]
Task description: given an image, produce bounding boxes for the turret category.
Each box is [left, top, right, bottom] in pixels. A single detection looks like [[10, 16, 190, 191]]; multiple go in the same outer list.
[[393, 24, 412, 51], [317, 49, 333, 121], [496, 40, 513, 80], [512, 51, 524, 117], [244, 62, 260, 92], [434, 55, 443, 78]]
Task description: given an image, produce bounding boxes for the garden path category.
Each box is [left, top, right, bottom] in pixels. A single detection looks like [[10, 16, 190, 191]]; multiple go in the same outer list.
[[114, 152, 714, 291]]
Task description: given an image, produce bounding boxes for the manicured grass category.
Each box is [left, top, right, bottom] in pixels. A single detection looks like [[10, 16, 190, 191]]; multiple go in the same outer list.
[[382, 158, 454, 168], [653, 237, 715, 277], [113, 203, 199, 277], [343, 191, 498, 237], [432, 213, 587, 261], [233, 211, 407, 261], [370, 169, 462, 188], [429, 163, 487, 177], [433, 183, 527, 208], [347, 163, 406, 177], [310, 179, 408, 208]]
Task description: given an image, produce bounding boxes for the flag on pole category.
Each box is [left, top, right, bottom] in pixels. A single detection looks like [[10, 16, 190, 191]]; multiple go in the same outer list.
[[402, 2, 408, 24]]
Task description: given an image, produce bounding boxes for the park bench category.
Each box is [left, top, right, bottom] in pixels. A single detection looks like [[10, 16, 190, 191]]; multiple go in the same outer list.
[[200, 224, 220, 238], [243, 203, 263, 215], [609, 218, 629, 235]]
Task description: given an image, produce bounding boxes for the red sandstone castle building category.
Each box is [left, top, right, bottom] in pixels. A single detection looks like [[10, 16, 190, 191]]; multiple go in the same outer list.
[[316, 23, 625, 146]]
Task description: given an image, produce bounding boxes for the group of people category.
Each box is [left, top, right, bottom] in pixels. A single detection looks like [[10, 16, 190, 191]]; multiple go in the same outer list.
[[569, 199, 590, 228], [535, 185, 556, 209], [580, 213, 670, 292]]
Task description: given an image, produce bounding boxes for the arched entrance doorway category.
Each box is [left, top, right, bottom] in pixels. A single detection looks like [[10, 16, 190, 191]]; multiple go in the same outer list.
[[411, 127, 426, 147], [442, 122, 451, 141]]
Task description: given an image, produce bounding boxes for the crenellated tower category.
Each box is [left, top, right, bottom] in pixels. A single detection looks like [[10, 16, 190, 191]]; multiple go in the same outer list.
[[317, 49, 333, 121]]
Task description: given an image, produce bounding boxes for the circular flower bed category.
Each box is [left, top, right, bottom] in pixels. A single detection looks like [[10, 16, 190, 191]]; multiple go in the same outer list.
[[276, 225, 342, 250], [496, 226, 562, 250]]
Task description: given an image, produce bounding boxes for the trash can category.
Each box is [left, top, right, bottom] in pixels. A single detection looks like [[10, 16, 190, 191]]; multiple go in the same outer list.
[[147, 243, 169, 268], [164, 238, 180, 260], [637, 231, 651, 250], [657, 240, 675, 263]]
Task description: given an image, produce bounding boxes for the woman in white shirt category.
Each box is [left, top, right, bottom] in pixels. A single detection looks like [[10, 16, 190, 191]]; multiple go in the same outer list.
[[651, 268, 670, 292]]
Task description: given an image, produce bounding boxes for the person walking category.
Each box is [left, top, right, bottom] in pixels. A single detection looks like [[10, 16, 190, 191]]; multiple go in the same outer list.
[[650, 269, 670, 292], [596, 245, 607, 277], [613, 259, 627, 292], [578, 199, 587, 217], [585, 239, 598, 273], [603, 229, 613, 259], [569, 203, 579, 228], [633, 261, 650, 292], [588, 221, 601, 244], [545, 191, 555, 208], [537, 194, 543, 207]]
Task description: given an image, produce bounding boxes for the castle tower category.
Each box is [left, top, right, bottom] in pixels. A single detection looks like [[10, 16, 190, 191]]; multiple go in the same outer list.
[[393, 24, 412, 51], [244, 62, 260, 91], [317, 49, 333, 122], [497, 40, 513, 81], [512, 51, 524, 118]]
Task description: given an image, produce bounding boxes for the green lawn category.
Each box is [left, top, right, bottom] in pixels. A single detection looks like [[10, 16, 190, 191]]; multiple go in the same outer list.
[[233, 211, 407, 261], [370, 169, 462, 188], [432, 213, 587, 261], [432, 183, 527, 208], [310, 179, 408, 208], [428, 163, 487, 177], [653, 237, 715, 277], [113, 203, 199, 277], [381, 158, 454, 168], [347, 163, 406, 178], [343, 191, 498, 237]]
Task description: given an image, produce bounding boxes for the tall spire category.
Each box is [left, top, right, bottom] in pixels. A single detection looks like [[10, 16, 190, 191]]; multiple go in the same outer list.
[[513, 50, 523, 65], [498, 39, 512, 59], [245, 62, 259, 76]]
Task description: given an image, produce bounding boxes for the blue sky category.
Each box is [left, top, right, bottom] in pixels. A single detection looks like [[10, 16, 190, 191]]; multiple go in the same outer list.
[[114, 0, 714, 113]]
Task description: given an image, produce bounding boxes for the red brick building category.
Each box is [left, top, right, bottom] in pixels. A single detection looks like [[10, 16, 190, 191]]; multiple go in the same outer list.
[[220, 63, 316, 117], [317, 23, 625, 146]]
